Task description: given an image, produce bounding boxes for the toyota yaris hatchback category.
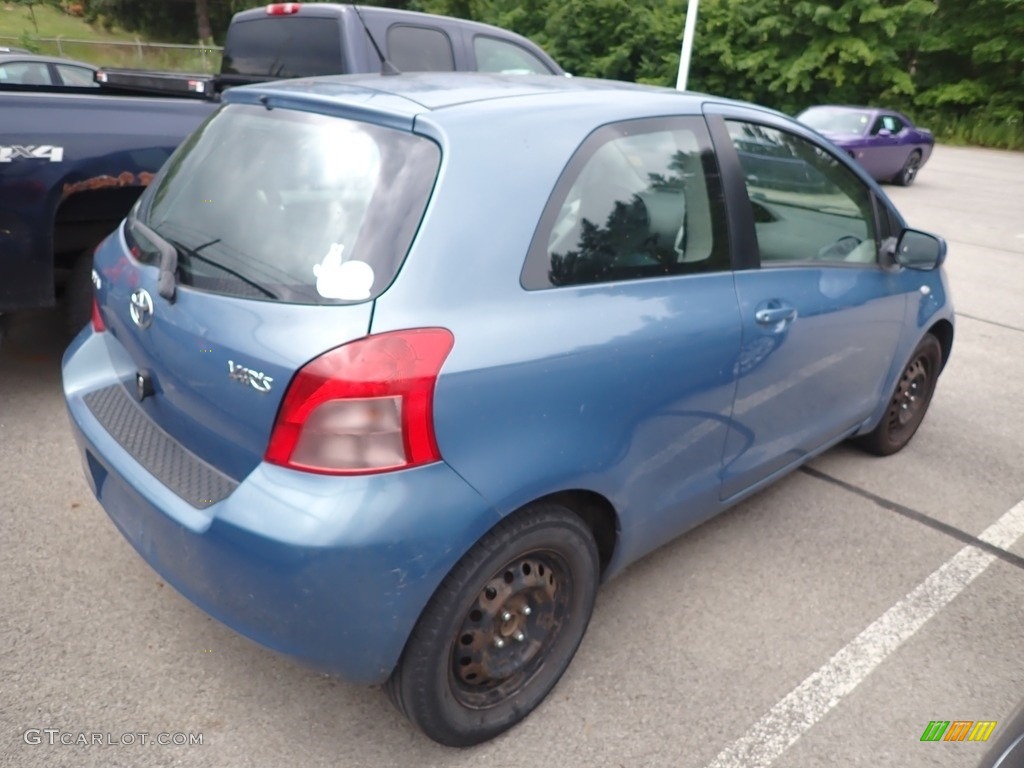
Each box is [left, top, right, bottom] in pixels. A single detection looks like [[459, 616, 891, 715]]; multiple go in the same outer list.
[[63, 73, 954, 746]]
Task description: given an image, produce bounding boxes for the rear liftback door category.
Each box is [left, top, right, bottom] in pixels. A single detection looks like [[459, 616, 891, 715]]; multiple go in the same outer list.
[[92, 101, 440, 484]]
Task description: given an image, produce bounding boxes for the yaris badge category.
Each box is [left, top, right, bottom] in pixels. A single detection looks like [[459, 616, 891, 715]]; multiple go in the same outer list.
[[228, 360, 273, 393]]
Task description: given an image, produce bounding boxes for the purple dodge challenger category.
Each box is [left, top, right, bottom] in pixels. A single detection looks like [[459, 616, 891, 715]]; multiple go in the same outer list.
[[798, 105, 934, 186]]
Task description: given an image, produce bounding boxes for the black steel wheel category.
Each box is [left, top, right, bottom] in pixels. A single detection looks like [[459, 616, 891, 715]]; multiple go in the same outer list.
[[894, 150, 922, 187], [386, 502, 599, 747], [854, 334, 942, 456]]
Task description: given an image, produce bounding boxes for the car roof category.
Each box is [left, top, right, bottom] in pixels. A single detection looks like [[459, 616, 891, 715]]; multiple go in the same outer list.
[[802, 105, 876, 113], [226, 72, 719, 124], [0, 53, 96, 69], [234, 3, 559, 41]]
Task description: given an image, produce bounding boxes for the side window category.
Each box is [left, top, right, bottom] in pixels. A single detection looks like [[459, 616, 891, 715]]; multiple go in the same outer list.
[[523, 118, 729, 289], [386, 25, 454, 72], [474, 36, 553, 74], [882, 115, 903, 133], [0, 62, 53, 85], [725, 120, 878, 265], [55, 64, 98, 87]]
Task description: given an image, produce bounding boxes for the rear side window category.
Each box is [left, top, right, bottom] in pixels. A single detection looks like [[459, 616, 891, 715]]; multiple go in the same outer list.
[[522, 117, 729, 289], [131, 104, 440, 305], [386, 25, 455, 72], [221, 18, 343, 77], [474, 36, 553, 74], [0, 61, 53, 85]]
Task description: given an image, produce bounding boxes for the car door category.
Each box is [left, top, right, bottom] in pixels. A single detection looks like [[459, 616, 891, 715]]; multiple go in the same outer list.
[[705, 107, 909, 500], [502, 116, 743, 558], [874, 113, 909, 178]]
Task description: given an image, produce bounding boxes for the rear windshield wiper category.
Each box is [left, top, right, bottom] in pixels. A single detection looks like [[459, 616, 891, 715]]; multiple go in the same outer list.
[[129, 216, 277, 301], [168, 237, 279, 300], [130, 219, 179, 302]]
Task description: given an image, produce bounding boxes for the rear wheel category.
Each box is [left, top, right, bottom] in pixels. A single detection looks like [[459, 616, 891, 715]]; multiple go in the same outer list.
[[854, 334, 942, 456], [386, 502, 599, 746], [894, 150, 922, 187]]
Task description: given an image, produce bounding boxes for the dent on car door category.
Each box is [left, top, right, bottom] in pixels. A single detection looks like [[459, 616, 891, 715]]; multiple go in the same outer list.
[[705, 111, 908, 499]]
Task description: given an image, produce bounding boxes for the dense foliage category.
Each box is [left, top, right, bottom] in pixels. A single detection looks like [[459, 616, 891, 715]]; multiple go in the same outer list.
[[70, 0, 1024, 148]]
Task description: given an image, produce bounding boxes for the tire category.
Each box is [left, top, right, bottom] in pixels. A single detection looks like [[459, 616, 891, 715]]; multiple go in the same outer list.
[[893, 150, 922, 187], [65, 250, 95, 337], [386, 502, 599, 747], [854, 334, 942, 456]]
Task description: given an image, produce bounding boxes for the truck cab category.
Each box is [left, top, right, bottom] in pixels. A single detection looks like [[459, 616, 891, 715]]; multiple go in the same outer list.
[[219, 3, 564, 91]]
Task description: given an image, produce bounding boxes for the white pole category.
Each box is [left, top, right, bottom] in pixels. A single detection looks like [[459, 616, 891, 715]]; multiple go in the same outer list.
[[676, 0, 700, 91]]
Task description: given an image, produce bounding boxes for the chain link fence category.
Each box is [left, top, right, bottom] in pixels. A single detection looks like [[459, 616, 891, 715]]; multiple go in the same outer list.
[[1, 36, 222, 73]]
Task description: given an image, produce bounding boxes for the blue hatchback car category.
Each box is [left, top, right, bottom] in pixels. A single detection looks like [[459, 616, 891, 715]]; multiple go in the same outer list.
[[63, 73, 953, 746]]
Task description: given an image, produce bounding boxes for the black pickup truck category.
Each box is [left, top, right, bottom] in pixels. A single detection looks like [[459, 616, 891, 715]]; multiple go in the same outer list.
[[0, 3, 563, 337]]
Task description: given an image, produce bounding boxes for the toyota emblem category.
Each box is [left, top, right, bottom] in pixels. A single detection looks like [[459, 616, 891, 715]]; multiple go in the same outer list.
[[129, 288, 154, 329]]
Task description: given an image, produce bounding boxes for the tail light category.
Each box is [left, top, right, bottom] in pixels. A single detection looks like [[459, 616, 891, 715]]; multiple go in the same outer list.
[[265, 3, 301, 14], [91, 295, 106, 332], [265, 329, 454, 475]]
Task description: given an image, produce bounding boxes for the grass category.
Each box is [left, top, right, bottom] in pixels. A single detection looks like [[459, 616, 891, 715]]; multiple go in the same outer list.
[[0, 3, 221, 73], [926, 115, 1024, 153]]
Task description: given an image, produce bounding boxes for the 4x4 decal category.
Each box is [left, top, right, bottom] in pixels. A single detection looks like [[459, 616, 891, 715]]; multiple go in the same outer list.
[[0, 145, 64, 162]]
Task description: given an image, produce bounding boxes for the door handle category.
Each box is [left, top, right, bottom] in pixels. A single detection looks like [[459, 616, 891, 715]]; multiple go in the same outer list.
[[755, 306, 797, 325]]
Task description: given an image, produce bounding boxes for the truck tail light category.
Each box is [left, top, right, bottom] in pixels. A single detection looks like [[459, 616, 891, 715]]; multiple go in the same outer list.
[[265, 3, 301, 14], [265, 329, 454, 475]]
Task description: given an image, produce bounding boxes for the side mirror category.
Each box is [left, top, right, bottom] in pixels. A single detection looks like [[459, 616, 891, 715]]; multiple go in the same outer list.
[[877, 128, 892, 137], [895, 228, 946, 270]]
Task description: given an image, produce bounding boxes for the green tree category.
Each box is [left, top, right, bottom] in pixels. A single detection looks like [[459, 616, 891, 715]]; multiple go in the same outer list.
[[914, 0, 1024, 124], [690, 0, 937, 114]]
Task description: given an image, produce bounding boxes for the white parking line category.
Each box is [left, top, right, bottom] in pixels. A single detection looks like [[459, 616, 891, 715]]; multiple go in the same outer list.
[[704, 498, 1024, 768]]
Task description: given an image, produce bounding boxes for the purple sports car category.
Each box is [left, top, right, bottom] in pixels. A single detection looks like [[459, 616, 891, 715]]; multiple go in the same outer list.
[[797, 105, 934, 186]]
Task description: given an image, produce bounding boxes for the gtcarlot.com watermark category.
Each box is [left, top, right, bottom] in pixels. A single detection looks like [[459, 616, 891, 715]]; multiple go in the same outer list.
[[23, 729, 203, 747]]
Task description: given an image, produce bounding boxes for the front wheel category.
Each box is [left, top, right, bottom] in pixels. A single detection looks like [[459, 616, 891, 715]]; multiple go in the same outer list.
[[386, 502, 599, 746], [854, 334, 942, 456], [893, 150, 922, 187]]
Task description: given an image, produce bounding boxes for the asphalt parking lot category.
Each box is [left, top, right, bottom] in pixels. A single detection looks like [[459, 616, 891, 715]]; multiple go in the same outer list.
[[1, 144, 1022, 768]]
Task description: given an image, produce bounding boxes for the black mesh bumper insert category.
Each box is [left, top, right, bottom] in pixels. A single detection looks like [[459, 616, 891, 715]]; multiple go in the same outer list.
[[83, 384, 238, 510]]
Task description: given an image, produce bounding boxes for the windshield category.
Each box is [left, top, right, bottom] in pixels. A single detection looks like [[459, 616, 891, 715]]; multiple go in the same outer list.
[[799, 107, 871, 136], [130, 104, 440, 305]]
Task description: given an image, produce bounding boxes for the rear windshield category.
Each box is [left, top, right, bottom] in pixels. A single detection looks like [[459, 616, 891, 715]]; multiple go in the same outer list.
[[221, 17, 343, 78], [129, 104, 440, 304]]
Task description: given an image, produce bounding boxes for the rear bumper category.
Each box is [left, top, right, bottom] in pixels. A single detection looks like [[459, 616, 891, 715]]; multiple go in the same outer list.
[[62, 329, 499, 684]]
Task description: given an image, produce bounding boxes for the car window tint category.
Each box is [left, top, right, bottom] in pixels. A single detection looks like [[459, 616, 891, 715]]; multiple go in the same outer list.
[[387, 25, 455, 72], [726, 120, 878, 265], [523, 118, 729, 289], [221, 17, 343, 78], [134, 104, 440, 305], [474, 36, 552, 74], [55, 64, 97, 87], [0, 61, 53, 85]]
